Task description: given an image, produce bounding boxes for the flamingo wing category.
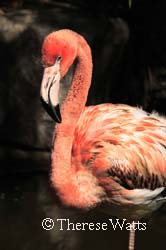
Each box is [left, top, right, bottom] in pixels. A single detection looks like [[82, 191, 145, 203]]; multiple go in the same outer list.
[[72, 103, 166, 191]]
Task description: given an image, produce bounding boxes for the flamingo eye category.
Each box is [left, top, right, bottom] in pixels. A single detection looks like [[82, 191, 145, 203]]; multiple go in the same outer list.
[[56, 55, 62, 63], [42, 63, 47, 68]]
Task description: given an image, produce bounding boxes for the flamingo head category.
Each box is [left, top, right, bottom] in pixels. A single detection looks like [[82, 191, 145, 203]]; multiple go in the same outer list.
[[40, 29, 78, 122]]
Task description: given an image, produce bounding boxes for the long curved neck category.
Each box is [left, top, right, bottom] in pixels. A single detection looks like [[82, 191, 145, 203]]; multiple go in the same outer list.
[[60, 35, 92, 130], [51, 35, 93, 207]]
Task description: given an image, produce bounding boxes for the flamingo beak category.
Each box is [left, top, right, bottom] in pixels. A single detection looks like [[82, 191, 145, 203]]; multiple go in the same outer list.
[[40, 59, 62, 123]]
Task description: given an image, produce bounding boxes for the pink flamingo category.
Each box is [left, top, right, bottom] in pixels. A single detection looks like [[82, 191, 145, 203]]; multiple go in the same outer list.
[[40, 29, 166, 250]]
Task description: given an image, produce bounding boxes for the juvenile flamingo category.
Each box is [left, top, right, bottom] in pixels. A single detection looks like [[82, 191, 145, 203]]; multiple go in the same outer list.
[[40, 29, 166, 250]]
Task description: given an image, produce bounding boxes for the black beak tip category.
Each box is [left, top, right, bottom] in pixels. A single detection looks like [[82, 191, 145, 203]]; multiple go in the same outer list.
[[40, 97, 62, 123], [54, 104, 62, 123]]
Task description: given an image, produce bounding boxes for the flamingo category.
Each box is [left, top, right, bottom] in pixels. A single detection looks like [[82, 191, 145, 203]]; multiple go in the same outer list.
[[40, 29, 166, 250]]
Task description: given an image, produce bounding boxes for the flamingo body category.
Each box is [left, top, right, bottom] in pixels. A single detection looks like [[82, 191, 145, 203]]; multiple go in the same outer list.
[[72, 103, 166, 219]]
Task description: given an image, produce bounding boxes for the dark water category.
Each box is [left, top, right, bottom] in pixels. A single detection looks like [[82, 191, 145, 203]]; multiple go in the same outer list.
[[0, 173, 166, 250]]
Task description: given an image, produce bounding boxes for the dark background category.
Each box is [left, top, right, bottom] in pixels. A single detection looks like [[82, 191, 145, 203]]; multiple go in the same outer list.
[[0, 1, 166, 250]]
